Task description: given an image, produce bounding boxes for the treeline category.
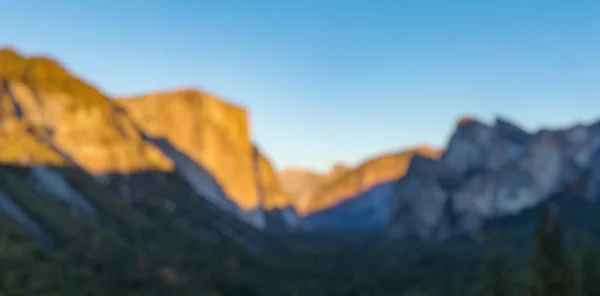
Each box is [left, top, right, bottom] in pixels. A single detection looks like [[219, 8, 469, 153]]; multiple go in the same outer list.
[[2, 202, 600, 296], [467, 207, 600, 296]]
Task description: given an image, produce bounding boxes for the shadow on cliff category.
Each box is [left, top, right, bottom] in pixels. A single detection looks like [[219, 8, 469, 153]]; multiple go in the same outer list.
[[303, 181, 396, 232], [0, 131, 282, 254]]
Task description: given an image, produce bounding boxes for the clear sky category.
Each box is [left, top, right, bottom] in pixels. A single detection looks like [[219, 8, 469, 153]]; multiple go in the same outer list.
[[2, 0, 600, 172]]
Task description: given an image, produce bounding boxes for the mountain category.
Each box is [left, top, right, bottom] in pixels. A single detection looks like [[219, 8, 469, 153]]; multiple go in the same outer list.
[[0, 47, 301, 252], [388, 116, 600, 240], [0, 48, 172, 172], [114, 89, 302, 228], [277, 168, 322, 203], [291, 146, 442, 230], [115, 90, 261, 211], [0, 47, 466, 296], [5, 47, 600, 295], [277, 163, 350, 206], [4, 47, 600, 240]]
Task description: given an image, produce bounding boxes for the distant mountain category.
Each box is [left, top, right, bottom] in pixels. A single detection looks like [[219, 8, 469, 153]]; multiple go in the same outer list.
[[277, 162, 351, 206], [296, 146, 442, 214], [277, 168, 322, 202], [3, 46, 600, 246], [388, 116, 600, 240]]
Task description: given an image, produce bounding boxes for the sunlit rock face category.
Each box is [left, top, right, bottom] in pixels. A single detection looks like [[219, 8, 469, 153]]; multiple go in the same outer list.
[[0, 49, 291, 233], [116, 92, 297, 229], [116, 90, 261, 211], [253, 146, 292, 211], [1, 80, 172, 173], [295, 146, 443, 216]]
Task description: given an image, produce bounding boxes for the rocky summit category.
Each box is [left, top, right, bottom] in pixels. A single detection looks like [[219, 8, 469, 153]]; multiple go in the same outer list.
[[389, 117, 600, 240]]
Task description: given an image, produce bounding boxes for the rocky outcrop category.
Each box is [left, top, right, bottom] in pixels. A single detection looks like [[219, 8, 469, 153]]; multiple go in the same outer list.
[[116, 91, 266, 211], [389, 156, 449, 239], [254, 146, 290, 210], [277, 168, 322, 203], [0, 48, 293, 233], [387, 116, 600, 240], [441, 117, 532, 175], [278, 163, 351, 209], [296, 146, 442, 216], [0, 49, 173, 173]]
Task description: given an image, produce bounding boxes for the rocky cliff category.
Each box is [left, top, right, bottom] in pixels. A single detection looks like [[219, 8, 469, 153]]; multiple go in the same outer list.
[[0, 48, 294, 235], [253, 146, 290, 210], [277, 163, 350, 206], [296, 116, 600, 235], [116, 91, 260, 210], [388, 117, 600, 239], [278, 168, 322, 203], [0, 48, 172, 172], [295, 146, 442, 216]]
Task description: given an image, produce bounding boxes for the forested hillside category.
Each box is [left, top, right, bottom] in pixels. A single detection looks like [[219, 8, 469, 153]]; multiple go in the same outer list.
[[3, 166, 600, 296]]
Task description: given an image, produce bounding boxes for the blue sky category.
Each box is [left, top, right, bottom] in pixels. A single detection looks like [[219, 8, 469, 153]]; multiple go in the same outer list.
[[2, 0, 600, 171]]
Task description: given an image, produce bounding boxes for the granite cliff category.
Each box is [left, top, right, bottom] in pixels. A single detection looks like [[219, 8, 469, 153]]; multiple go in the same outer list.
[[0, 48, 172, 172], [278, 168, 322, 203], [277, 163, 351, 207], [0, 48, 296, 243], [116, 90, 262, 211], [295, 146, 442, 215], [388, 117, 600, 240], [292, 146, 443, 229]]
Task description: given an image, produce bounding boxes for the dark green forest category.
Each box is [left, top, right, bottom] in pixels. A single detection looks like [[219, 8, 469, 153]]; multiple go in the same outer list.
[[2, 164, 600, 296]]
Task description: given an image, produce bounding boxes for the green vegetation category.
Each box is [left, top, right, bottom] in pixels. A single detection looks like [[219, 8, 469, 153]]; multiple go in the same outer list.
[[528, 207, 574, 296], [469, 246, 515, 296], [574, 237, 600, 295], [2, 165, 600, 295]]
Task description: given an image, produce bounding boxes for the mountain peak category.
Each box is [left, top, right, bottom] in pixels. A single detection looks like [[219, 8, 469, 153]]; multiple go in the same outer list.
[[0, 47, 107, 108], [115, 89, 262, 210], [457, 115, 480, 126], [0, 47, 22, 60], [119, 88, 247, 114], [329, 162, 350, 175], [412, 144, 443, 157]]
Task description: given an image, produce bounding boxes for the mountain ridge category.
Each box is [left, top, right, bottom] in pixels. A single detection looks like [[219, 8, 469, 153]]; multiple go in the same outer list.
[[1, 47, 447, 219], [293, 145, 443, 216], [3, 47, 600, 244]]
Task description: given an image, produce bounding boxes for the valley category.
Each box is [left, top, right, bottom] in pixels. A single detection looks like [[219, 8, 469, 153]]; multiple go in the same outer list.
[[2, 48, 600, 295]]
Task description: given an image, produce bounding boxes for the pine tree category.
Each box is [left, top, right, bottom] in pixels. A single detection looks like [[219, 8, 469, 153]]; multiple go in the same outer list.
[[528, 206, 574, 296], [469, 245, 514, 296], [575, 236, 600, 296]]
